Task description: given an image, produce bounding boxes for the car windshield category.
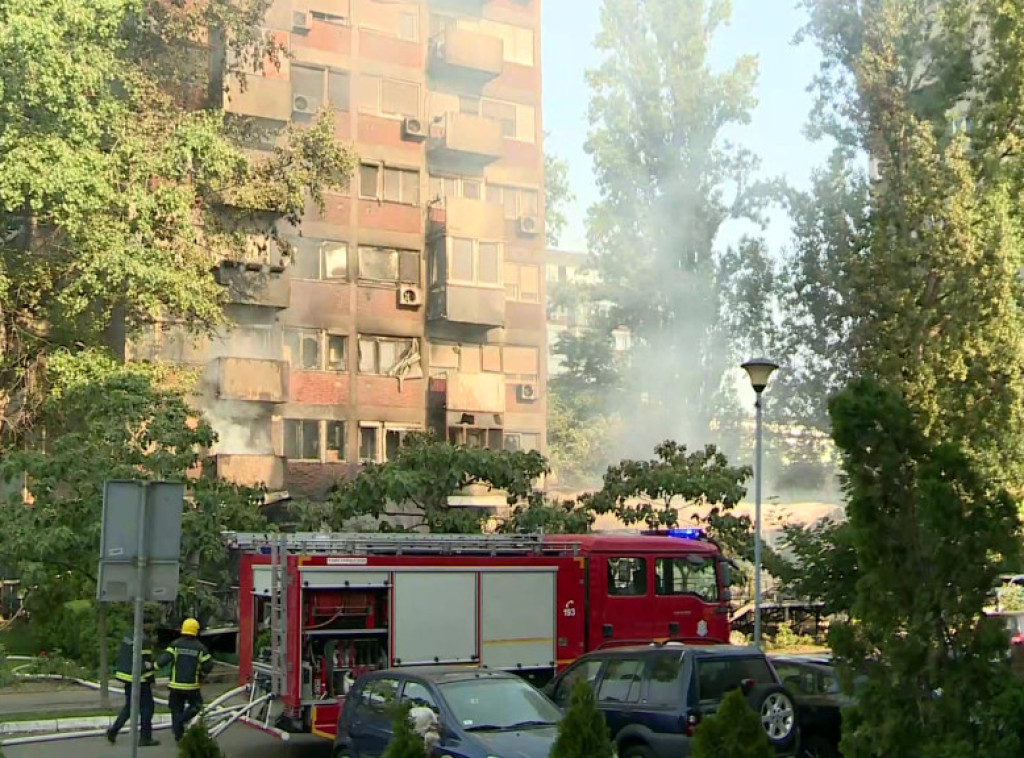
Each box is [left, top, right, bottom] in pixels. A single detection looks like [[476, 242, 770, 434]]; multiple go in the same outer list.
[[439, 677, 562, 731]]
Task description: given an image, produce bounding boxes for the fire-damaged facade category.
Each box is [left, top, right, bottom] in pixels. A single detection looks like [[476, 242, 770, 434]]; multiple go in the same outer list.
[[128, 0, 548, 499]]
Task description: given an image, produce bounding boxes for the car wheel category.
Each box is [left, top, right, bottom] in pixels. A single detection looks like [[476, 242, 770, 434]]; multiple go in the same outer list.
[[751, 685, 797, 747], [619, 745, 655, 758]]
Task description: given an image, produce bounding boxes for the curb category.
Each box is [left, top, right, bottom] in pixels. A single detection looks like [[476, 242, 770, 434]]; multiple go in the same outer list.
[[0, 714, 174, 736]]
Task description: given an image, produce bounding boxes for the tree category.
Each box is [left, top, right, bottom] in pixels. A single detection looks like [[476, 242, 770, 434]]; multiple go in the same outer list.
[[0, 0, 353, 448], [583, 441, 750, 531], [580, 0, 778, 452], [690, 688, 772, 758], [545, 390, 617, 492], [177, 718, 225, 758], [826, 376, 1024, 757], [382, 703, 427, 758], [0, 352, 267, 683], [326, 433, 550, 533], [499, 492, 596, 535], [544, 148, 575, 247], [549, 678, 614, 758]]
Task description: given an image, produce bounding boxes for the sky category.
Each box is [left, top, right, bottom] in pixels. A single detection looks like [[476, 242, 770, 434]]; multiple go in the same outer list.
[[541, 0, 837, 257]]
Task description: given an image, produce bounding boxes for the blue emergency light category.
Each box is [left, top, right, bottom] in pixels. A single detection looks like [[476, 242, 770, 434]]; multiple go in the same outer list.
[[667, 527, 707, 540]]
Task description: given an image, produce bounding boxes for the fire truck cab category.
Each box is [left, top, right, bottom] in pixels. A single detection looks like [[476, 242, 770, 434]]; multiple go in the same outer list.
[[228, 530, 732, 740]]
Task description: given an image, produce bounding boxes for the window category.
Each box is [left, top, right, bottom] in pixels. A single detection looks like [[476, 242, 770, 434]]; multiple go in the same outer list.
[[607, 557, 647, 596], [230, 325, 275, 357], [360, 677, 401, 712], [357, 336, 419, 375], [656, 557, 720, 602], [504, 432, 540, 452], [289, 238, 347, 280], [446, 238, 503, 286], [327, 335, 348, 371], [552, 659, 603, 707], [488, 185, 540, 218], [696, 657, 775, 703], [647, 653, 685, 706], [596, 658, 644, 703], [385, 428, 414, 460], [360, 3, 419, 42], [361, 164, 420, 205], [357, 75, 420, 118], [399, 11, 418, 41], [283, 328, 321, 370], [359, 424, 380, 462], [284, 419, 320, 460], [504, 262, 540, 302], [358, 246, 420, 284], [292, 66, 350, 113], [482, 99, 516, 138], [401, 681, 437, 711], [326, 420, 346, 461]]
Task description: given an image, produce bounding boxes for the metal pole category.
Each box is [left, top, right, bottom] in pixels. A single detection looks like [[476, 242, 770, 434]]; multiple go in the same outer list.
[[129, 484, 149, 758], [753, 392, 764, 647]]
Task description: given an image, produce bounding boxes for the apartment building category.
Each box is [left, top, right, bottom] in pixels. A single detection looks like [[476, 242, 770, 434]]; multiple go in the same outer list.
[[130, 0, 548, 499], [546, 247, 631, 376]]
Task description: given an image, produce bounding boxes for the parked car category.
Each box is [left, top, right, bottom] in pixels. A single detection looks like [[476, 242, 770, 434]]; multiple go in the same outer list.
[[769, 654, 849, 758], [333, 666, 561, 758], [543, 643, 800, 757]]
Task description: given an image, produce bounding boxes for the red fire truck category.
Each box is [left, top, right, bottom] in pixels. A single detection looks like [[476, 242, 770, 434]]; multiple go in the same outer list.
[[227, 530, 733, 741]]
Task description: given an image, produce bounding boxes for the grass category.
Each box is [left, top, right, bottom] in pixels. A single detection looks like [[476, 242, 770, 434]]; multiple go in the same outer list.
[[2, 706, 172, 723]]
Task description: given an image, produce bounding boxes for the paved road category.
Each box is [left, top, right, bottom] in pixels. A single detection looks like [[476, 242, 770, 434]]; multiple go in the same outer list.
[[2, 724, 331, 757]]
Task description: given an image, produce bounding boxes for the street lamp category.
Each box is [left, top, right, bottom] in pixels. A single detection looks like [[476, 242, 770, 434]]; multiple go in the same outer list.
[[741, 357, 779, 647]]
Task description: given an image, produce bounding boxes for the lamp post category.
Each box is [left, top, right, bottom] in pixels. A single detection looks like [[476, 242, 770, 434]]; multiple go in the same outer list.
[[741, 357, 779, 647]]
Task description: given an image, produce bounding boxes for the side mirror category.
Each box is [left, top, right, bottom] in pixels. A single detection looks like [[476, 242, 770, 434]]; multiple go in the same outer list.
[[721, 588, 732, 603]]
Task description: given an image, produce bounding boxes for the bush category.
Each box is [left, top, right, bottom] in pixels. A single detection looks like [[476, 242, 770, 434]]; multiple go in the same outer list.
[[550, 678, 614, 758], [177, 718, 224, 758], [691, 688, 772, 758], [382, 702, 427, 758]]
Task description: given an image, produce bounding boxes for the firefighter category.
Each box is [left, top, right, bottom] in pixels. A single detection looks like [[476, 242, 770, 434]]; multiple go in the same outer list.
[[106, 629, 159, 747], [155, 617, 213, 742]]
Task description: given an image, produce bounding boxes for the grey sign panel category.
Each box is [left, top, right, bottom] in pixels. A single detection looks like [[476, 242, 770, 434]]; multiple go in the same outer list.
[[98, 561, 181, 603], [99, 480, 185, 562]]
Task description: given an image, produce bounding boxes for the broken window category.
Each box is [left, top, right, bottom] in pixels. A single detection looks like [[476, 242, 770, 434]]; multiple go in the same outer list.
[[327, 335, 348, 371], [385, 428, 416, 460], [358, 246, 420, 284], [322, 241, 347, 279], [357, 336, 419, 375], [325, 420, 346, 461], [283, 328, 321, 370], [284, 419, 320, 460]]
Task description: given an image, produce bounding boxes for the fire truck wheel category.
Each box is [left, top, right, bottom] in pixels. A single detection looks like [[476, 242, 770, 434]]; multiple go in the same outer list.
[[619, 744, 655, 758]]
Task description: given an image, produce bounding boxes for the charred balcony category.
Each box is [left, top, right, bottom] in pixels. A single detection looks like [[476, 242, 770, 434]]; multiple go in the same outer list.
[[428, 112, 503, 169], [427, 236, 505, 328], [215, 454, 286, 490], [216, 260, 290, 309], [427, 196, 505, 241], [215, 356, 289, 404], [429, 27, 503, 82]]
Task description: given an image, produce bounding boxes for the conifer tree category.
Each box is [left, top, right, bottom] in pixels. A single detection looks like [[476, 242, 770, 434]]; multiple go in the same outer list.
[[382, 703, 427, 758], [550, 678, 613, 758], [691, 689, 772, 758], [177, 718, 225, 758]]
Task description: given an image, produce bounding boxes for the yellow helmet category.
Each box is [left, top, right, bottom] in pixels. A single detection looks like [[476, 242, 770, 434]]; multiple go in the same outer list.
[[181, 618, 200, 637]]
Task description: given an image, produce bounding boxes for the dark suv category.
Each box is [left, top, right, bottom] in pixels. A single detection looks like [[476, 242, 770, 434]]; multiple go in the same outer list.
[[543, 643, 800, 758]]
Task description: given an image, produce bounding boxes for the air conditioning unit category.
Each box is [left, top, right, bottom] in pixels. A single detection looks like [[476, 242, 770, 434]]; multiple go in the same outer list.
[[517, 383, 538, 402], [398, 285, 424, 308], [292, 10, 311, 30], [292, 95, 317, 115], [518, 215, 540, 236], [402, 117, 427, 141]]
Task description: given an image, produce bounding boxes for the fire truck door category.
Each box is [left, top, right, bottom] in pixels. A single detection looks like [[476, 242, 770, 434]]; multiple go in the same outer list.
[[593, 555, 656, 643], [479, 570, 556, 670], [392, 572, 478, 665]]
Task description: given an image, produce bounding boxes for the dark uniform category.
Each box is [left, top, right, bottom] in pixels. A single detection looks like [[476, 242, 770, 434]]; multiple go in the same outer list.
[[156, 632, 213, 741], [107, 634, 159, 746]]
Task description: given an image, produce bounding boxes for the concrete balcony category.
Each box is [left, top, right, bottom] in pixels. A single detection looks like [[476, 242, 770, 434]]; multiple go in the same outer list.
[[428, 283, 505, 328], [430, 28, 503, 82], [215, 454, 286, 490], [216, 261, 291, 309], [215, 357, 289, 403], [445, 373, 506, 414], [428, 196, 505, 240], [223, 74, 292, 122], [428, 112, 503, 168]]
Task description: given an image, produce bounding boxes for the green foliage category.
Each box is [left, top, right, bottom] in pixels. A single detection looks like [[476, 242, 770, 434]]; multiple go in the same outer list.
[[177, 718, 225, 758], [583, 441, 750, 531], [327, 432, 550, 533], [999, 585, 1024, 613], [827, 377, 1024, 757], [546, 389, 617, 491], [544, 148, 575, 247], [691, 688, 772, 758], [382, 702, 426, 758], [766, 519, 858, 616], [499, 492, 595, 535], [767, 621, 817, 652], [0, 0, 353, 447], [549, 678, 613, 758]]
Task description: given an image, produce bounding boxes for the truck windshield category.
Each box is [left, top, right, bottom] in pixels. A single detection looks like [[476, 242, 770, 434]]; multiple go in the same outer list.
[[655, 557, 719, 601], [439, 678, 562, 731]]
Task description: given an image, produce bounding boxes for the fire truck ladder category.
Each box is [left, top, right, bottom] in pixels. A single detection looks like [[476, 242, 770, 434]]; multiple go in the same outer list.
[[268, 533, 289, 707], [224, 531, 582, 557]]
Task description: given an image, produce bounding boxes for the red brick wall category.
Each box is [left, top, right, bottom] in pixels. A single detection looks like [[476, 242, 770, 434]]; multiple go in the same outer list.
[[293, 21, 353, 56], [286, 461, 355, 498], [357, 376, 425, 409], [358, 30, 422, 68], [356, 199, 421, 234], [307, 192, 353, 227], [290, 371, 351, 405], [357, 115, 423, 154]]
